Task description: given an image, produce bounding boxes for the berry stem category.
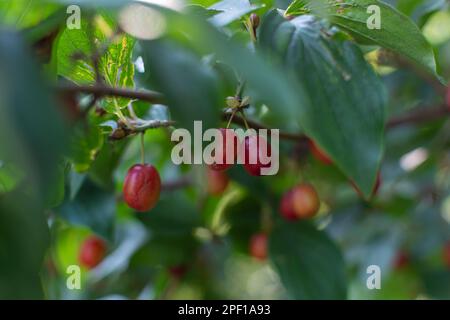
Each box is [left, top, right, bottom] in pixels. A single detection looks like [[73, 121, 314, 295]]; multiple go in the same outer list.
[[140, 132, 145, 164], [239, 110, 250, 130], [226, 110, 237, 129]]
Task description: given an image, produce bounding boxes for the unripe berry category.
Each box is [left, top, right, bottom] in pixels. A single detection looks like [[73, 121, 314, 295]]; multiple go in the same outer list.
[[309, 139, 332, 165], [250, 13, 260, 29], [169, 265, 188, 279], [207, 168, 229, 196], [249, 233, 268, 261], [291, 184, 320, 219], [443, 242, 450, 268], [78, 236, 106, 269], [243, 135, 271, 176], [123, 164, 161, 212], [210, 128, 239, 171], [279, 190, 298, 221]]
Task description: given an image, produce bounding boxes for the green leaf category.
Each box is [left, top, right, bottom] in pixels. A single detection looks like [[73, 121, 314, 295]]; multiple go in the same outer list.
[[100, 34, 136, 112], [0, 0, 60, 28], [0, 162, 24, 194], [208, 0, 263, 26], [0, 29, 69, 203], [135, 192, 201, 267], [269, 221, 347, 299], [156, 8, 309, 130], [142, 40, 224, 131], [68, 122, 104, 172], [0, 193, 50, 299], [285, 0, 438, 76], [0, 29, 69, 298], [259, 12, 386, 197], [58, 180, 116, 239], [57, 14, 136, 105]]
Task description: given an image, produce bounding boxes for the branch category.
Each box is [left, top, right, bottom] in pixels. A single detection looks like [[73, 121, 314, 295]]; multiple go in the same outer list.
[[387, 104, 449, 129], [57, 84, 166, 105], [223, 113, 308, 142], [57, 84, 450, 141], [109, 119, 175, 140]]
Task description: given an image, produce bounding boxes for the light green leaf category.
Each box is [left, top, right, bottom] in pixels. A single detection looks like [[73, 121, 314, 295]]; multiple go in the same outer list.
[[208, 0, 263, 26], [285, 0, 438, 76]]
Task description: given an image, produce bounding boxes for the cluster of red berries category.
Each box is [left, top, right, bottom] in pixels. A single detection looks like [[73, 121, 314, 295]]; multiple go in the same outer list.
[[209, 128, 272, 176]]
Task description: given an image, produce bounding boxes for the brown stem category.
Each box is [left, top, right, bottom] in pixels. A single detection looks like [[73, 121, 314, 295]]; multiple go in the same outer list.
[[387, 104, 449, 128], [57, 84, 450, 140], [57, 84, 166, 105]]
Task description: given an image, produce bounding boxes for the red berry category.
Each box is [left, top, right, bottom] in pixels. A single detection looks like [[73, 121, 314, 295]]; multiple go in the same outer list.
[[309, 139, 332, 165], [123, 164, 161, 212], [169, 265, 188, 279], [443, 243, 450, 268], [249, 233, 268, 261], [351, 171, 382, 199], [393, 251, 409, 270], [78, 236, 106, 269], [291, 184, 320, 219], [210, 128, 238, 171], [206, 167, 229, 196], [279, 190, 298, 221], [243, 135, 271, 176]]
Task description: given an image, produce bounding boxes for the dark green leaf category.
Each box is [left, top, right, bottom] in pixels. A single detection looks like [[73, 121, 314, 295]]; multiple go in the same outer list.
[[269, 221, 347, 299], [259, 12, 386, 197], [285, 0, 438, 77]]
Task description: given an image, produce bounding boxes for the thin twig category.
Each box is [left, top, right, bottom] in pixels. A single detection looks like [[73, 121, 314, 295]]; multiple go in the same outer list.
[[57, 84, 166, 104], [57, 83, 450, 141]]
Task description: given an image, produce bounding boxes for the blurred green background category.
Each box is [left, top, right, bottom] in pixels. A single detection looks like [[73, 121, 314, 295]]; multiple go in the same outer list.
[[0, 0, 449, 300]]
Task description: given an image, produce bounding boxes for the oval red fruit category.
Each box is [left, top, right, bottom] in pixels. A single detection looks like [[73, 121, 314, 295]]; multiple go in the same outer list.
[[243, 135, 271, 176], [123, 164, 161, 212], [279, 190, 298, 221], [249, 233, 268, 261], [393, 251, 409, 270], [309, 139, 332, 165], [78, 236, 106, 269], [207, 168, 229, 196], [210, 128, 239, 171], [291, 184, 320, 219]]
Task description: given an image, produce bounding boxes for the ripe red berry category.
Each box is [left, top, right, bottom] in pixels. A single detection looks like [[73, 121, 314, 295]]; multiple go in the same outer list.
[[309, 139, 332, 165], [207, 168, 229, 196], [169, 265, 188, 279], [210, 128, 239, 171], [351, 171, 382, 199], [393, 251, 409, 270], [279, 190, 298, 221], [443, 243, 450, 268], [291, 184, 320, 219], [78, 236, 106, 269], [249, 233, 268, 261], [243, 135, 271, 176], [123, 164, 161, 212]]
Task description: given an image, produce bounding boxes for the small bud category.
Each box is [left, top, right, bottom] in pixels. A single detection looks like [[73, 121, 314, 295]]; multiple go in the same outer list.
[[226, 96, 241, 109], [250, 13, 260, 29], [109, 128, 127, 140]]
